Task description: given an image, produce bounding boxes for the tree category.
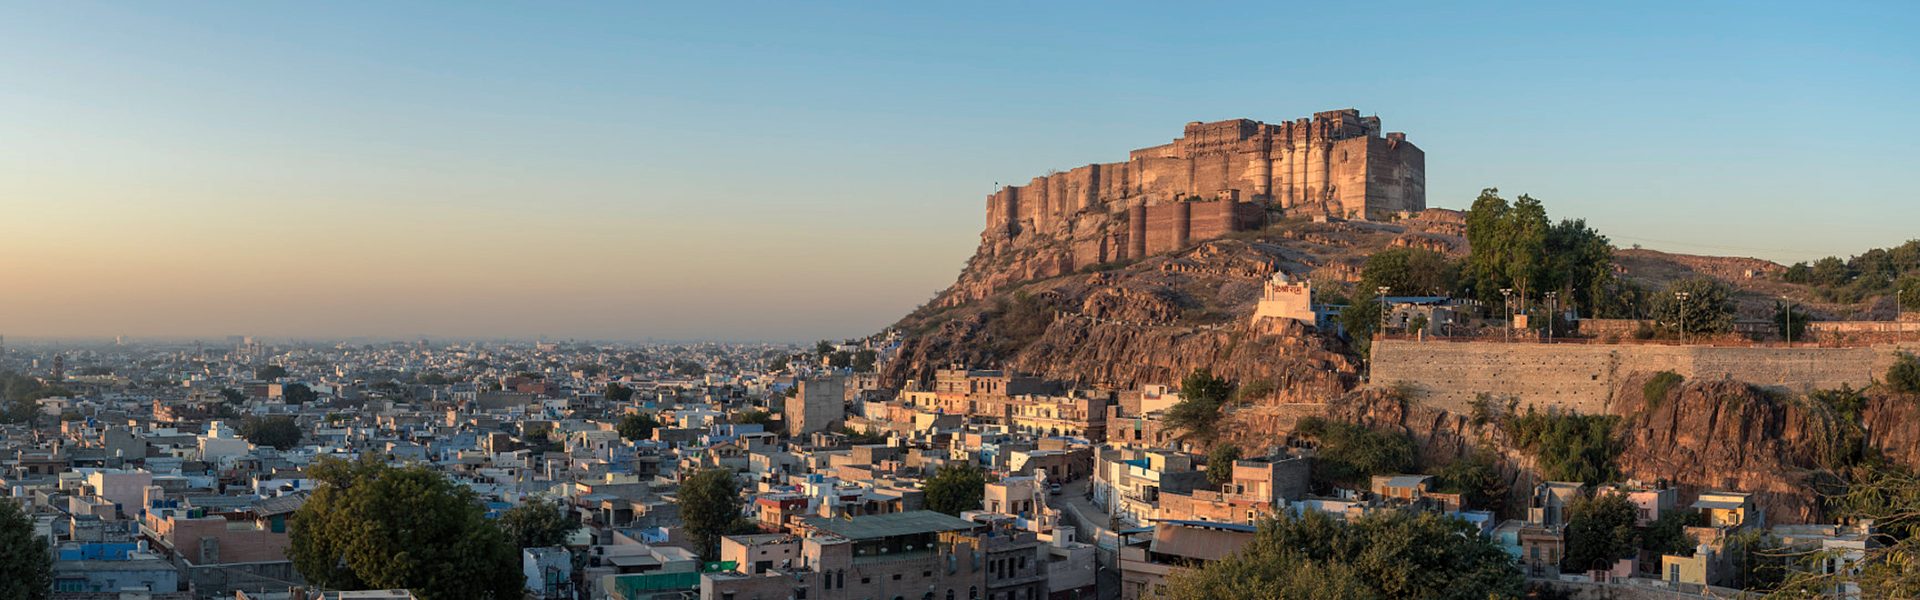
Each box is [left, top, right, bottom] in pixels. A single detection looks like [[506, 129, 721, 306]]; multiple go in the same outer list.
[[1639, 510, 1698, 558], [1651, 277, 1736, 336], [815, 340, 835, 355], [256, 364, 289, 380], [1207, 444, 1243, 486], [679, 469, 744, 560], [1294, 417, 1416, 490], [1771, 463, 1920, 596], [496, 496, 580, 549], [1360, 248, 1460, 298], [1898, 276, 1920, 311], [1500, 410, 1620, 485], [288, 455, 523, 599], [0, 497, 51, 600], [604, 382, 635, 403], [1165, 369, 1234, 440], [1337, 298, 1384, 358], [1888, 353, 1920, 395], [924, 464, 987, 516], [1774, 301, 1811, 341], [1164, 509, 1522, 600], [1562, 492, 1637, 573], [240, 416, 303, 450], [827, 351, 852, 368], [1434, 449, 1508, 515], [851, 349, 878, 373], [283, 382, 317, 405], [616, 412, 660, 442], [218, 387, 248, 404], [731, 409, 777, 428]]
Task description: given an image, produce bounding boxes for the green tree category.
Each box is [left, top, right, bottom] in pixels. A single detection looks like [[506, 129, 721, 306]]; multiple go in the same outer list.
[[1562, 492, 1637, 573], [815, 340, 835, 355], [1360, 248, 1460, 297], [288, 455, 522, 599], [1338, 298, 1385, 358], [1774, 301, 1811, 341], [1639, 510, 1698, 558], [679, 469, 744, 560], [1207, 444, 1243, 486], [1294, 417, 1416, 490], [924, 464, 987, 516], [604, 382, 635, 403], [1434, 449, 1508, 515], [1165, 369, 1234, 440], [1501, 410, 1620, 485], [1164, 510, 1522, 600], [1651, 277, 1736, 336], [0, 497, 51, 600], [283, 382, 317, 405], [240, 415, 303, 450], [851, 349, 878, 373], [496, 496, 580, 549], [827, 351, 852, 368], [731, 409, 777, 428], [616, 412, 660, 442], [256, 364, 289, 380], [1775, 464, 1920, 596], [1889, 352, 1920, 395], [1897, 276, 1920, 312], [218, 387, 248, 404]]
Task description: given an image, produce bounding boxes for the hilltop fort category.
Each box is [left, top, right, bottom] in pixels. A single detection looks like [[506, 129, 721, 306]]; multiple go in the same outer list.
[[946, 109, 1423, 306]]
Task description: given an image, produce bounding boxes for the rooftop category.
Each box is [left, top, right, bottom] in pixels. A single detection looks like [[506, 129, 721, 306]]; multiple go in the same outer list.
[[801, 510, 977, 540]]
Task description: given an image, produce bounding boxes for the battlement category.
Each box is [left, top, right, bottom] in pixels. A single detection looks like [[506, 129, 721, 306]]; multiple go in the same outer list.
[[985, 109, 1424, 244]]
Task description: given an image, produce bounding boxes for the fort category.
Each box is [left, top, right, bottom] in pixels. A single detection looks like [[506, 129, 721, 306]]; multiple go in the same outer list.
[[1371, 339, 1920, 415], [985, 109, 1424, 260], [938, 109, 1424, 306]]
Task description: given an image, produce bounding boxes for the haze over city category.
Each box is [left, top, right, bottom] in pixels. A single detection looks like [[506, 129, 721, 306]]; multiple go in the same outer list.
[[2, 1, 1915, 341]]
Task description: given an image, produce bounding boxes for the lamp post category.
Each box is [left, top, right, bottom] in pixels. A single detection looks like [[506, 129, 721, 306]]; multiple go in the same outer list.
[[1675, 291, 1692, 344], [1782, 296, 1794, 346], [1500, 288, 1513, 343], [1545, 291, 1559, 342], [1377, 286, 1391, 336]]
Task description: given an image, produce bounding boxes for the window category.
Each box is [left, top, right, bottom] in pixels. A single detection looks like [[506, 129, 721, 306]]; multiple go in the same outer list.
[[723, 593, 736, 600], [892, 574, 902, 581]]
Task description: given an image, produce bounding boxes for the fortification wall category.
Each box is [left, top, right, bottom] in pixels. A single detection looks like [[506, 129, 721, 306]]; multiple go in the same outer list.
[[982, 110, 1422, 242], [1371, 340, 1920, 415]]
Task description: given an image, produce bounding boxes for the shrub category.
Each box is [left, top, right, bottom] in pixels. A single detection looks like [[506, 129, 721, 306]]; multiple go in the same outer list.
[[1889, 352, 1920, 395], [1643, 371, 1684, 408]]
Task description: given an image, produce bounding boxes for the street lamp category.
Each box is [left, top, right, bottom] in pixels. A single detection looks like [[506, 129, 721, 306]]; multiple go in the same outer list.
[[1377, 286, 1391, 336], [1544, 291, 1559, 342], [1675, 291, 1692, 344], [1499, 288, 1514, 343], [1782, 296, 1794, 346]]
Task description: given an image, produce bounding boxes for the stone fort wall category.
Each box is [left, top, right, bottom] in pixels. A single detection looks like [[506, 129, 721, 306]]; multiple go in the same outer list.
[[1371, 339, 1920, 415], [984, 109, 1424, 244]]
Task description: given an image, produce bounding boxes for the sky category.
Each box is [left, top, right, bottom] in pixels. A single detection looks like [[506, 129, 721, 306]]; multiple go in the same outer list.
[[1, 2, 1915, 342]]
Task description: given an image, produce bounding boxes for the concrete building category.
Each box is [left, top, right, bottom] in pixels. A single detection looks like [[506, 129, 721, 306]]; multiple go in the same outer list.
[[785, 377, 846, 436]]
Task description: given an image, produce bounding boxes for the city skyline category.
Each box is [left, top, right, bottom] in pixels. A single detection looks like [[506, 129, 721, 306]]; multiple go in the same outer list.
[[3, 2, 1916, 341]]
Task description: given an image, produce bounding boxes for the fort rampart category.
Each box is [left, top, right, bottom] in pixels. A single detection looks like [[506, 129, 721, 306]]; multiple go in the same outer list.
[[1371, 339, 1920, 415]]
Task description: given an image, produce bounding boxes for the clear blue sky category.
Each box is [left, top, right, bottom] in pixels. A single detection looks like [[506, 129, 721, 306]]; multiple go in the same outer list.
[[1, 2, 1915, 341]]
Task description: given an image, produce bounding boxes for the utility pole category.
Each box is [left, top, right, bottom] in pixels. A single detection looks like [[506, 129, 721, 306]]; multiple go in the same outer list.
[[1545, 291, 1559, 342], [1783, 296, 1794, 346], [1500, 288, 1513, 343], [1378, 286, 1391, 336], [1675, 291, 1692, 344]]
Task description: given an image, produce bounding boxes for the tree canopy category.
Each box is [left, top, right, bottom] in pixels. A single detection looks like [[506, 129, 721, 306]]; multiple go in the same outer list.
[[288, 455, 522, 599], [1293, 417, 1416, 490], [1360, 247, 1460, 297], [1206, 444, 1243, 486], [924, 463, 987, 516], [1650, 277, 1737, 336], [604, 382, 635, 403], [1561, 492, 1637, 573], [679, 468, 746, 560], [240, 415, 303, 451], [256, 364, 289, 380], [1500, 410, 1620, 486], [617, 412, 660, 442], [1164, 368, 1234, 441], [496, 495, 580, 549], [1463, 188, 1618, 316], [283, 382, 317, 405], [1164, 509, 1522, 600], [0, 498, 51, 600]]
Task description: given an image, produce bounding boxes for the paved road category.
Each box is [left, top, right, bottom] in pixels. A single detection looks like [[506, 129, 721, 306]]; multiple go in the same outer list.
[[1052, 479, 1122, 600]]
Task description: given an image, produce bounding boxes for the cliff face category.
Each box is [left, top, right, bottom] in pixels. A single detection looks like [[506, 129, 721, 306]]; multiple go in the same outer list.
[[886, 237, 1361, 398]]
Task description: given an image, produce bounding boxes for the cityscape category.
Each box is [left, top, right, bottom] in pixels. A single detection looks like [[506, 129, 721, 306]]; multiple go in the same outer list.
[[2, 3, 1918, 600]]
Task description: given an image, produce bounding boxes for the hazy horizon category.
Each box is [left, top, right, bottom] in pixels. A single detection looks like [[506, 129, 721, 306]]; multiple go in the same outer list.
[[3, 2, 1916, 341]]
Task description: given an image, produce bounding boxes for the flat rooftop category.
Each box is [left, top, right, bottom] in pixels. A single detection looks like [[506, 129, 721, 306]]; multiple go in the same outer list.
[[801, 510, 977, 540]]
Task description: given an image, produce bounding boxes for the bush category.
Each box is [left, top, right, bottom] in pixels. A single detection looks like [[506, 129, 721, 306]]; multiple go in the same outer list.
[[1643, 371, 1684, 408], [1501, 409, 1620, 485], [1295, 417, 1417, 490], [1889, 352, 1920, 395]]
